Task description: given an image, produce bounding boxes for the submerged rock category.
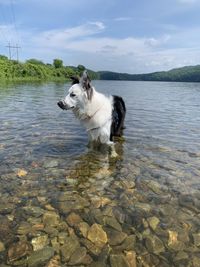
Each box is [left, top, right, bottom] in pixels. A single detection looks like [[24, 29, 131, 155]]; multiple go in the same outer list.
[[192, 232, 200, 246], [106, 228, 127, 246], [168, 230, 178, 246], [81, 238, 102, 256], [77, 221, 90, 238], [87, 223, 108, 248], [17, 222, 32, 235], [7, 241, 32, 264], [23, 206, 45, 218], [146, 180, 163, 194], [60, 235, 80, 262], [134, 202, 151, 212], [43, 211, 60, 227], [193, 256, 200, 267], [145, 235, 165, 254], [43, 160, 58, 168], [104, 216, 122, 231], [17, 169, 28, 177], [0, 241, 5, 252], [66, 212, 82, 226], [31, 234, 49, 251], [174, 251, 188, 261], [147, 216, 160, 230], [168, 230, 185, 251], [27, 246, 54, 267], [114, 235, 136, 251], [124, 251, 137, 267], [45, 255, 61, 267], [110, 254, 129, 267], [58, 232, 69, 245], [68, 246, 87, 265]]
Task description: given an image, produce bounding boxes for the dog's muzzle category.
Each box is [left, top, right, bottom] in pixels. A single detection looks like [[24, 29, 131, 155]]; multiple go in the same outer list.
[[57, 100, 74, 110], [57, 100, 67, 110]]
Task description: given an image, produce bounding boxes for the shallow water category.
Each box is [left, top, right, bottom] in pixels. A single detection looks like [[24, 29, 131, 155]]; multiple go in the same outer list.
[[0, 80, 200, 266]]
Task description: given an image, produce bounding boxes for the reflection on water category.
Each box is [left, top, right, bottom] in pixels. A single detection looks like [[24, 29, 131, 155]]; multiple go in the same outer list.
[[0, 81, 200, 266]]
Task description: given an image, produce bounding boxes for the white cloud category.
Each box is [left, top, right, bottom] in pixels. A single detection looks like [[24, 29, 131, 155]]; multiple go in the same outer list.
[[31, 21, 105, 47]]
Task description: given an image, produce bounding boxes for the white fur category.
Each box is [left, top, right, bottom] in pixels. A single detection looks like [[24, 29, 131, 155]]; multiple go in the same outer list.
[[62, 83, 113, 145]]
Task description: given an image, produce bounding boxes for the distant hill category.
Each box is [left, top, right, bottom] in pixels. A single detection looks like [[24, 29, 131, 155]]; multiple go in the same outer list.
[[98, 65, 200, 82], [0, 53, 200, 82]]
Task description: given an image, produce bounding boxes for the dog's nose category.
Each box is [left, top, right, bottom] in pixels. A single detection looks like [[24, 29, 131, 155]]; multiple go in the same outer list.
[[57, 100, 65, 110]]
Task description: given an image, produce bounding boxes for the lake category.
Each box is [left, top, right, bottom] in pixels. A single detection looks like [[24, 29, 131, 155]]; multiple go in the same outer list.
[[0, 80, 200, 266]]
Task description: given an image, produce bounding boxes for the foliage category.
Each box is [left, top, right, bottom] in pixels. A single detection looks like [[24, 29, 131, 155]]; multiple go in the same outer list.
[[0, 54, 200, 82], [26, 59, 45, 65], [53, 58, 63, 69], [0, 56, 99, 81]]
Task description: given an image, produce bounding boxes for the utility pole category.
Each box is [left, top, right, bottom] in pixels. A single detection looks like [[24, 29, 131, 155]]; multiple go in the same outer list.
[[6, 43, 21, 61]]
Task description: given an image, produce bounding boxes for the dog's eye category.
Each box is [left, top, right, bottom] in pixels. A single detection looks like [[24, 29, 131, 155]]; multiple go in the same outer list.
[[70, 92, 76, 97]]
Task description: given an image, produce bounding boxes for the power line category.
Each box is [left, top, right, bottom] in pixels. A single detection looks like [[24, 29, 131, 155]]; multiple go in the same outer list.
[[10, 0, 19, 44], [6, 42, 20, 61]]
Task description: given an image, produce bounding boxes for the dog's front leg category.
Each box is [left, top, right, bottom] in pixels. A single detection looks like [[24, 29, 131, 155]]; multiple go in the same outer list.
[[107, 142, 118, 158]]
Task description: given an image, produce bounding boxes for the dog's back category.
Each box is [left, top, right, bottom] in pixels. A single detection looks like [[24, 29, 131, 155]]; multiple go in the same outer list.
[[110, 95, 126, 141]]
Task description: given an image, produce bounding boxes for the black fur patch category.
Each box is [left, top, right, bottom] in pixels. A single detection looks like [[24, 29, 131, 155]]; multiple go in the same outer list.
[[81, 72, 93, 101], [70, 75, 80, 85], [110, 95, 126, 141]]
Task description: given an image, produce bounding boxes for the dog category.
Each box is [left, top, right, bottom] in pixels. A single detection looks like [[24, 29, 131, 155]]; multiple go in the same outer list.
[[57, 70, 126, 147]]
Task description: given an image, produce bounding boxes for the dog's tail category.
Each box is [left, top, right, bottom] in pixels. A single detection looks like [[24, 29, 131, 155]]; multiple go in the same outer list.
[[110, 95, 126, 141]]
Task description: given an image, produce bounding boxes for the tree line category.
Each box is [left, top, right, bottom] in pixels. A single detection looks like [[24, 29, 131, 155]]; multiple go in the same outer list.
[[0, 55, 98, 81], [0, 54, 200, 82]]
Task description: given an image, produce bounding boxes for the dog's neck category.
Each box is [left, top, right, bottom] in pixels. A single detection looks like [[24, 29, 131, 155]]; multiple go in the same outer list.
[[73, 102, 104, 122], [73, 90, 105, 121]]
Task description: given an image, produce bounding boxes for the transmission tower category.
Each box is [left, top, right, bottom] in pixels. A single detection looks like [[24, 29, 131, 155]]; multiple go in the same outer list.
[[6, 42, 20, 61]]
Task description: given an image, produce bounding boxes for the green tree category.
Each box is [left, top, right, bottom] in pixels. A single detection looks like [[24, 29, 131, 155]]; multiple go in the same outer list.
[[53, 59, 63, 68], [26, 59, 45, 65], [77, 64, 85, 73], [0, 55, 8, 60]]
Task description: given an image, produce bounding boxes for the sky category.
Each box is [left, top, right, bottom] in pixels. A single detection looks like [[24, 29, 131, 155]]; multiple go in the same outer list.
[[0, 0, 200, 73]]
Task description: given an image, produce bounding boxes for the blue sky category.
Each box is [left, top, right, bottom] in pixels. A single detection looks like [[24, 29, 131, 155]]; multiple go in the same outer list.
[[0, 0, 200, 73]]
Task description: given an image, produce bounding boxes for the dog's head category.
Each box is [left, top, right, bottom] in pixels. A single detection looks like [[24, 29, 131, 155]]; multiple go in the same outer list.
[[57, 70, 93, 110]]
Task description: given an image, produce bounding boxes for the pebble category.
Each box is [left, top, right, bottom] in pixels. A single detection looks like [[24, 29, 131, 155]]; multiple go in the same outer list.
[[124, 251, 137, 267], [104, 216, 122, 231], [27, 246, 54, 267], [145, 235, 165, 254], [68, 246, 87, 265], [60, 235, 80, 262], [66, 212, 82, 226], [7, 241, 32, 263], [110, 254, 130, 267], [114, 235, 136, 251], [87, 223, 108, 248], [147, 216, 160, 230], [134, 202, 151, 212], [192, 232, 200, 246], [77, 221, 90, 238], [31, 234, 49, 251], [0, 241, 5, 252], [106, 228, 127, 246], [43, 211, 60, 227]]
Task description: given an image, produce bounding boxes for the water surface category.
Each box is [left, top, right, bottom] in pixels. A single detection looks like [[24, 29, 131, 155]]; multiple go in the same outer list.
[[0, 81, 200, 266]]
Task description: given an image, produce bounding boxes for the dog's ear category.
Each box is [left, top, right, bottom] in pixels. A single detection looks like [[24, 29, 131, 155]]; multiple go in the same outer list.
[[80, 70, 93, 101], [70, 75, 80, 85]]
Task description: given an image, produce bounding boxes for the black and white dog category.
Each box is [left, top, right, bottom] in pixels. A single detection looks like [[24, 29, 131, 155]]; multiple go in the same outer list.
[[57, 70, 126, 146]]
